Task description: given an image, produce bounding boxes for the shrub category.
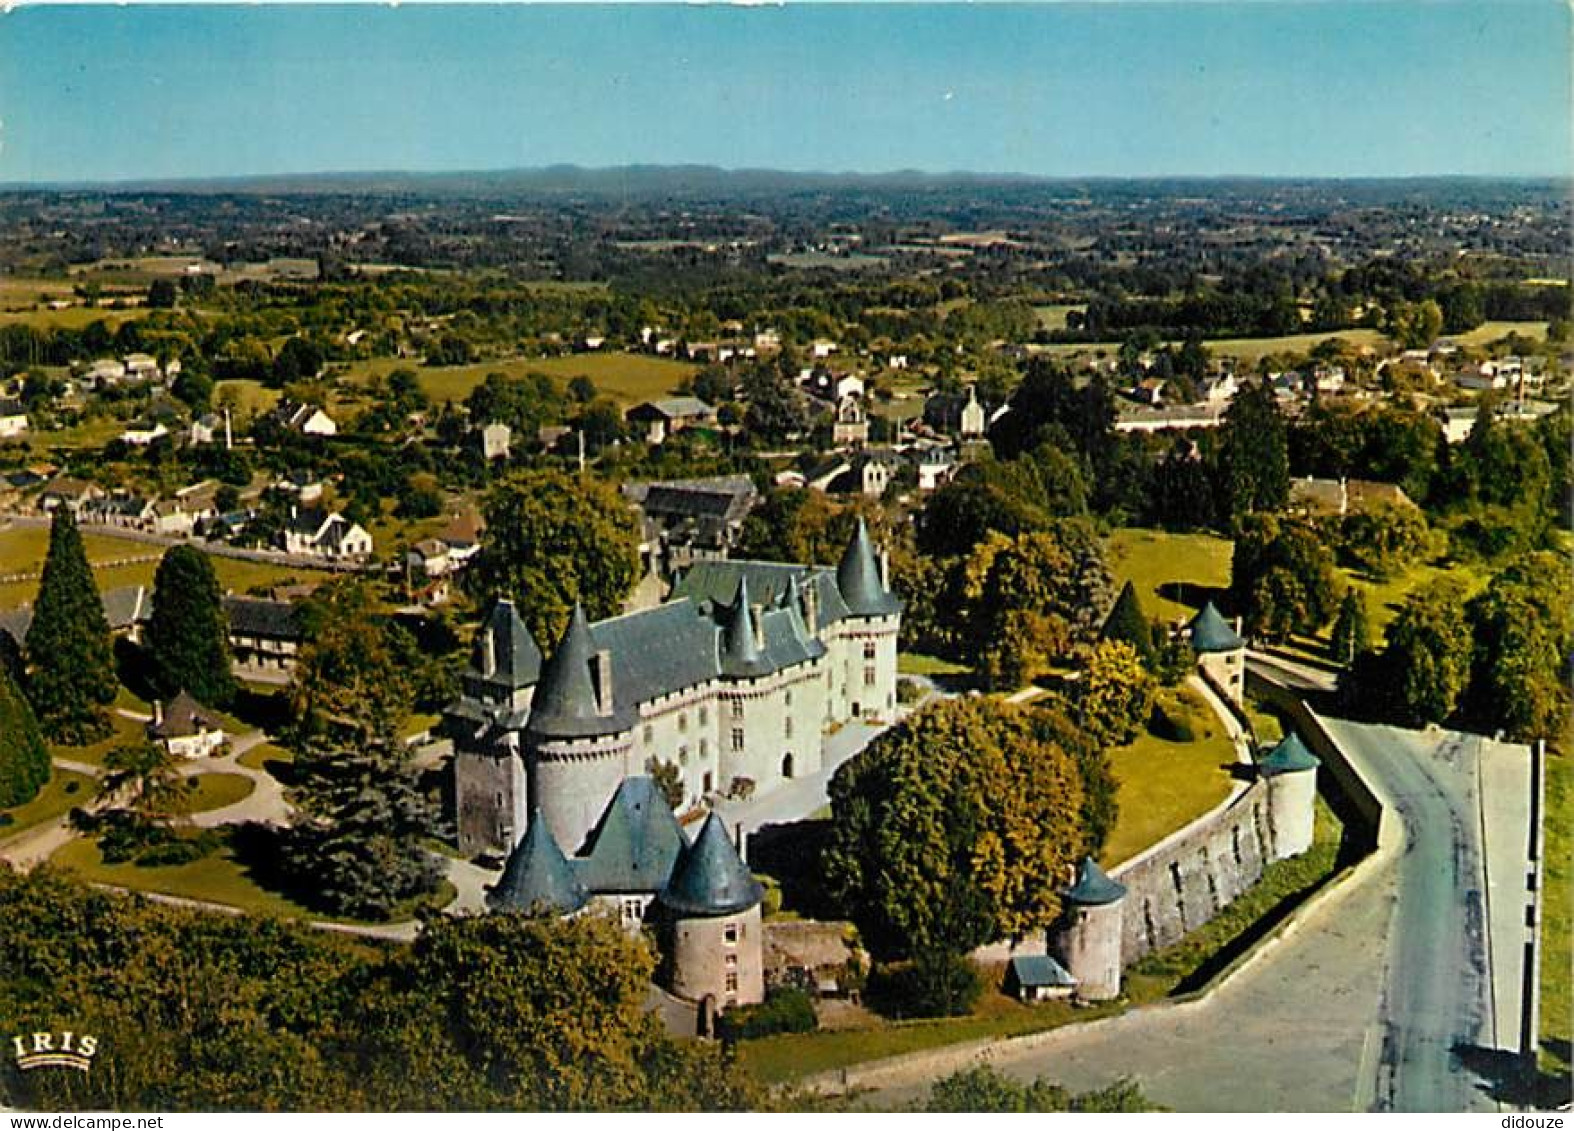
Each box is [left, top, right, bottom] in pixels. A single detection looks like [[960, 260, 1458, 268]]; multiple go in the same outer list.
[[716, 987, 817, 1042], [868, 953, 982, 1019], [896, 677, 925, 705], [1148, 700, 1196, 743]]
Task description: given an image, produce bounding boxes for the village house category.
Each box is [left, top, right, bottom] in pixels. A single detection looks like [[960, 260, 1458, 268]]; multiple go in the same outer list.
[[480, 422, 512, 461], [1288, 476, 1417, 519], [622, 475, 759, 579], [832, 394, 868, 447], [224, 595, 306, 678], [148, 691, 227, 759], [268, 400, 338, 437], [38, 476, 105, 515], [119, 421, 170, 447], [189, 412, 229, 447], [625, 397, 716, 445], [280, 508, 373, 561]]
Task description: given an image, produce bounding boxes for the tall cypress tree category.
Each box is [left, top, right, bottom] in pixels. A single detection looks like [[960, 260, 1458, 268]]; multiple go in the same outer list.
[[1218, 377, 1290, 524], [25, 508, 117, 743], [146, 545, 236, 706], [1100, 580, 1155, 662], [0, 664, 50, 808]]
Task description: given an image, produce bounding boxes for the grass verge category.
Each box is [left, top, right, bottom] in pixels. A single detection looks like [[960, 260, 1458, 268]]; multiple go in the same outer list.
[[0, 770, 95, 843], [185, 772, 256, 814]]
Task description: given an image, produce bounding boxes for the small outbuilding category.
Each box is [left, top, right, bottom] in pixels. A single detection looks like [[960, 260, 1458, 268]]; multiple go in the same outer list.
[[1004, 954, 1077, 1003], [149, 691, 227, 759]]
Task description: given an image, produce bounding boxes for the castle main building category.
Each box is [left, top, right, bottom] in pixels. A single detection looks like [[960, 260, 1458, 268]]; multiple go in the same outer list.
[[445, 519, 902, 858]]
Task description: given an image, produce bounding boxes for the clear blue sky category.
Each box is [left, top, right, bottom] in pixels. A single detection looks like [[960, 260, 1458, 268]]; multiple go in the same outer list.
[[0, 2, 1568, 184]]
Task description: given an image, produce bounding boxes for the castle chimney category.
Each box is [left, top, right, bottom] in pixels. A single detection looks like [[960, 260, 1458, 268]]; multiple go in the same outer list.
[[480, 624, 496, 678], [593, 649, 614, 716], [153, 700, 164, 726], [879, 548, 891, 590], [752, 604, 765, 651], [803, 582, 819, 635], [223, 407, 233, 451]]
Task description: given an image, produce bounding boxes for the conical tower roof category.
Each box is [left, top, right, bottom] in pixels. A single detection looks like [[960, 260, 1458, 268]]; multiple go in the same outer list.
[[1063, 856, 1127, 906], [471, 598, 542, 688], [660, 813, 764, 917], [835, 517, 901, 618], [1187, 601, 1245, 653], [577, 776, 688, 892], [720, 576, 766, 676], [1258, 732, 1320, 777], [488, 809, 589, 916], [526, 604, 624, 739]]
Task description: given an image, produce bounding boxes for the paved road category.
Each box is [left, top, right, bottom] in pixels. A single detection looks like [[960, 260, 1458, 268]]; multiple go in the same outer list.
[[859, 716, 1522, 1113], [713, 718, 889, 845]]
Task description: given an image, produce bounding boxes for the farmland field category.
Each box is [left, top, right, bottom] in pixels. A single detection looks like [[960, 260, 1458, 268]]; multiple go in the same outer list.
[[0, 306, 146, 330], [340, 350, 698, 407], [0, 525, 333, 608]]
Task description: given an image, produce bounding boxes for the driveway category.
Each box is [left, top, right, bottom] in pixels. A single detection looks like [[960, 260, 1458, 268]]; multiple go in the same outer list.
[[713, 718, 889, 844]]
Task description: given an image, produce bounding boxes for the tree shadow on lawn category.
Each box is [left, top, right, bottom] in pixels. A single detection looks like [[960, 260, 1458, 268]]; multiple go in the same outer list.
[[227, 819, 317, 910], [1156, 581, 1230, 616]]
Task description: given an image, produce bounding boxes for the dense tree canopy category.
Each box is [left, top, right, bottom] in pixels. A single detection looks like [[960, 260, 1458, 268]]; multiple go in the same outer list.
[[823, 697, 1089, 962], [25, 509, 118, 743], [472, 470, 642, 645], [1218, 379, 1290, 523], [0, 666, 50, 810], [145, 546, 236, 707], [1231, 513, 1343, 641], [1466, 552, 1573, 741]]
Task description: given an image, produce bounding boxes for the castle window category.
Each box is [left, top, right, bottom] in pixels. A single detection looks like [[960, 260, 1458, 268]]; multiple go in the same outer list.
[[622, 898, 643, 925], [784, 717, 793, 739], [703, 771, 714, 794], [643, 724, 654, 745], [725, 953, 738, 968], [731, 699, 744, 720], [731, 728, 745, 752], [864, 666, 877, 687], [784, 690, 793, 707], [724, 922, 739, 944], [678, 712, 688, 733], [863, 642, 876, 661], [679, 745, 689, 765], [725, 971, 738, 994], [699, 705, 708, 725], [700, 738, 709, 758]]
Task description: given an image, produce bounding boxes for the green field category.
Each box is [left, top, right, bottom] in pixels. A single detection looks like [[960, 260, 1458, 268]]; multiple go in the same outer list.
[[897, 652, 974, 677], [1542, 751, 1570, 1080], [0, 306, 146, 331], [1338, 557, 1491, 644], [1452, 320, 1549, 348], [0, 770, 95, 843], [50, 711, 145, 768], [1032, 304, 1084, 332], [186, 772, 256, 814], [1102, 688, 1237, 868], [51, 830, 457, 924], [214, 379, 282, 422], [0, 525, 333, 607], [1107, 527, 1234, 624], [341, 350, 698, 407]]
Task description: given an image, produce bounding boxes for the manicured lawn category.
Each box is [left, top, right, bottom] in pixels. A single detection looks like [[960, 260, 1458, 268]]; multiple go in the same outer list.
[[1107, 527, 1234, 624], [1541, 751, 1570, 1078], [897, 651, 973, 677], [51, 831, 457, 925], [0, 770, 95, 843], [185, 772, 255, 814], [237, 742, 293, 773], [213, 379, 281, 423], [1101, 687, 1237, 868], [341, 350, 698, 407], [50, 711, 145, 768], [1337, 557, 1491, 644]]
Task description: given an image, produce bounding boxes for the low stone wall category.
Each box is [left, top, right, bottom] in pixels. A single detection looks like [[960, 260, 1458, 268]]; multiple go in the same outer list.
[[1109, 781, 1275, 964]]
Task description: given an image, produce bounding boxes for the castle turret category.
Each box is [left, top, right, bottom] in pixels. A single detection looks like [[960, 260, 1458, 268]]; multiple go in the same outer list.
[[720, 576, 767, 677], [526, 605, 638, 855], [1259, 731, 1320, 859], [488, 806, 589, 917], [660, 813, 766, 1008], [1050, 856, 1127, 1002], [836, 518, 901, 618], [1186, 600, 1247, 707]]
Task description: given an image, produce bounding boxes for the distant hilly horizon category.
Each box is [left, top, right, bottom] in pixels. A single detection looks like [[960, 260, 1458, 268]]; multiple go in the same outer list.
[[4, 164, 1568, 196]]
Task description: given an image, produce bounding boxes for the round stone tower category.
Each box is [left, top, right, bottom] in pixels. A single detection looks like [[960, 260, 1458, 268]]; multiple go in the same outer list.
[[525, 604, 638, 856], [660, 813, 766, 1009], [1259, 731, 1320, 859], [1186, 600, 1247, 708], [1049, 856, 1127, 1002]]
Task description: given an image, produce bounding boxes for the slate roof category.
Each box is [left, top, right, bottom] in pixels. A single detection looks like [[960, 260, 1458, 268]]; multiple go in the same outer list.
[[1258, 732, 1320, 777], [627, 397, 714, 421], [674, 559, 852, 627], [468, 599, 541, 690], [624, 475, 757, 526], [1187, 602, 1245, 653], [1063, 856, 1127, 906], [150, 691, 221, 740], [223, 596, 304, 641], [1007, 954, 1076, 989], [575, 777, 688, 891], [836, 518, 901, 617], [101, 586, 152, 632], [489, 809, 590, 915], [525, 604, 633, 740], [719, 576, 766, 676], [659, 812, 764, 917]]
